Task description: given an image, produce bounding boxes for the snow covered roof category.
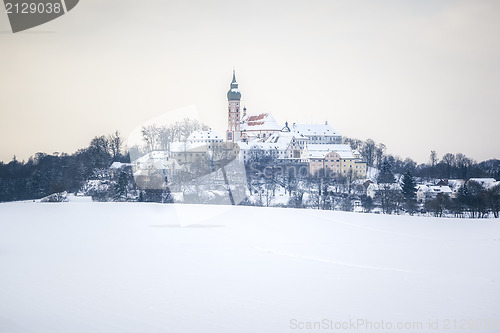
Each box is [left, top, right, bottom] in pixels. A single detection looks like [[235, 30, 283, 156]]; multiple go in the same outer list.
[[240, 113, 281, 132], [238, 140, 289, 152], [367, 183, 401, 191], [264, 130, 308, 145], [292, 123, 340, 136], [110, 162, 132, 169], [133, 151, 179, 171], [336, 151, 356, 159], [227, 88, 241, 100], [307, 144, 358, 159], [133, 151, 170, 164], [308, 151, 328, 159], [170, 142, 207, 153], [187, 130, 222, 142], [307, 144, 352, 152], [468, 178, 499, 188], [417, 185, 453, 194], [447, 179, 466, 191], [430, 186, 452, 194]]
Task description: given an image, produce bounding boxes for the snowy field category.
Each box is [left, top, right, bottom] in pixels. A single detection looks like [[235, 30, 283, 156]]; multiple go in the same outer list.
[[1, 201, 499, 333]]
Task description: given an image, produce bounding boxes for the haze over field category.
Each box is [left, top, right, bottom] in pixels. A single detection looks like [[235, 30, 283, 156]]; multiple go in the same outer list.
[[1, 201, 499, 332]]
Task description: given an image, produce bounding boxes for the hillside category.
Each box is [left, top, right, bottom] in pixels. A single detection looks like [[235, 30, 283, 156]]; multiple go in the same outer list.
[[1, 202, 499, 332]]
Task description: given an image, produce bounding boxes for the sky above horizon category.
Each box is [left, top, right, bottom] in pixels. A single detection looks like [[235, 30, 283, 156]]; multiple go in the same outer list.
[[1, 0, 499, 164]]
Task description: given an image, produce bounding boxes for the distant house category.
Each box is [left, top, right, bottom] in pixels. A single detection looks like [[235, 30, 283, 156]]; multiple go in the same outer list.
[[264, 129, 309, 161], [308, 144, 367, 178], [361, 180, 373, 193], [238, 141, 284, 161], [170, 130, 239, 166], [171, 142, 208, 165], [238, 126, 311, 163], [467, 178, 499, 189], [416, 185, 453, 203], [445, 179, 466, 198], [132, 151, 180, 190], [109, 161, 132, 177]]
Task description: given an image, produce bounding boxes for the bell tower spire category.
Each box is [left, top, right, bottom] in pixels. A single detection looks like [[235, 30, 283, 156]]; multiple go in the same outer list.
[[226, 69, 241, 142]]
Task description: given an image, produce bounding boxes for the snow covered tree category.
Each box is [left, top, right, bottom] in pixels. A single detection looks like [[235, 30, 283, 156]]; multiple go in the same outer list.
[[288, 190, 304, 208], [112, 170, 129, 201]]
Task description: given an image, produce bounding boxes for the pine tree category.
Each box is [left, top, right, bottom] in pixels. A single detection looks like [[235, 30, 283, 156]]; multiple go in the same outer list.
[[401, 170, 417, 198], [401, 170, 417, 214], [112, 170, 129, 201]]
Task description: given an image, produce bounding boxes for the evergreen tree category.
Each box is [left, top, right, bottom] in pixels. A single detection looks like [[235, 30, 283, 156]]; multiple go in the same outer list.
[[401, 170, 417, 214], [112, 170, 129, 201]]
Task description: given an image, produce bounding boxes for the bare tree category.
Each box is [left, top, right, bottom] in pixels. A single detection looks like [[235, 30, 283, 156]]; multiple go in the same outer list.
[[108, 130, 123, 161], [375, 143, 386, 167], [430, 150, 438, 167], [441, 153, 455, 178], [361, 139, 376, 167], [157, 126, 174, 151], [455, 153, 474, 179], [142, 125, 159, 151]]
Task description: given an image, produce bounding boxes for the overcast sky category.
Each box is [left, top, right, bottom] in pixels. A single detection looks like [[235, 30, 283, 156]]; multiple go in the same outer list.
[[1, 0, 499, 164]]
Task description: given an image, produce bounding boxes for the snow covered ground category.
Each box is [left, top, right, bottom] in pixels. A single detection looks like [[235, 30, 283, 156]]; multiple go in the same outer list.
[[1, 202, 499, 332]]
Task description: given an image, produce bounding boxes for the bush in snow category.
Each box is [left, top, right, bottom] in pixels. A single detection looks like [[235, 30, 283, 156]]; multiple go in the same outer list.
[[40, 191, 68, 203]]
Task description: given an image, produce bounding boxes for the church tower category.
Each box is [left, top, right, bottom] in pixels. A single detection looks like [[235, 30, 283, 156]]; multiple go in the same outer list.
[[226, 69, 241, 142]]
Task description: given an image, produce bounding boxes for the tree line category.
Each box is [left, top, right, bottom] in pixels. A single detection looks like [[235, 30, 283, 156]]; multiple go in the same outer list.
[[0, 131, 128, 202], [374, 159, 500, 218], [343, 137, 500, 180], [1, 129, 499, 219]]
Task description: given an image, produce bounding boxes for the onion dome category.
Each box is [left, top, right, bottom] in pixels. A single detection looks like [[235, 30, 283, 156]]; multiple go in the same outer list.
[[227, 69, 241, 100]]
